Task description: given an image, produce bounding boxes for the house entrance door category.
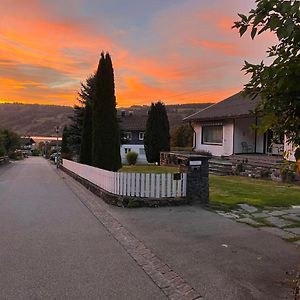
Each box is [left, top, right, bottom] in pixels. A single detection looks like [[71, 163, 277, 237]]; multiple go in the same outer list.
[[223, 123, 234, 156], [265, 130, 272, 154]]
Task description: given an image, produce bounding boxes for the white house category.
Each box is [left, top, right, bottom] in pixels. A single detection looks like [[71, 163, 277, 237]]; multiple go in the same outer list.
[[184, 92, 295, 161], [119, 112, 147, 164]]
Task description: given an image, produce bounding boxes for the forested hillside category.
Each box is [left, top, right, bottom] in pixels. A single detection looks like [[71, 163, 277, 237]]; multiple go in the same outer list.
[[0, 102, 212, 136], [0, 103, 73, 136]]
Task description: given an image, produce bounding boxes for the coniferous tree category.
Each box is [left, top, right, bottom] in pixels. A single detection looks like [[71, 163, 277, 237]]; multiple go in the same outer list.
[[79, 75, 95, 165], [92, 52, 121, 171], [144, 102, 170, 164], [61, 125, 72, 159], [67, 104, 85, 159], [170, 124, 193, 148]]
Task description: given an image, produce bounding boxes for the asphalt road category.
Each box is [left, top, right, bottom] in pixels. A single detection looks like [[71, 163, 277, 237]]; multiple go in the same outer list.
[[0, 158, 165, 299], [1, 157, 299, 300]]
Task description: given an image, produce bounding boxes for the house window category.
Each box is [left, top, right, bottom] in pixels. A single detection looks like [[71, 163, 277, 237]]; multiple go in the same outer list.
[[202, 125, 223, 145], [139, 148, 145, 155], [125, 132, 132, 141], [124, 148, 131, 154], [139, 132, 145, 141]]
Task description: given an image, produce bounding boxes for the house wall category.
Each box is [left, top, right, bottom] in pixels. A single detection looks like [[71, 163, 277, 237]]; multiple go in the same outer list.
[[193, 120, 234, 156], [252, 117, 265, 153], [120, 144, 148, 164], [234, 117, 257, 153], [255, 134, 265, 154], [123, 130, 144, 145]]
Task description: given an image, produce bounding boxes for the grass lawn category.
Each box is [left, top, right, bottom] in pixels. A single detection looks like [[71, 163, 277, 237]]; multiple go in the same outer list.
[[120, 165, 179, 174], [120, 165, 300, 209], [210, 175, 300, 209]]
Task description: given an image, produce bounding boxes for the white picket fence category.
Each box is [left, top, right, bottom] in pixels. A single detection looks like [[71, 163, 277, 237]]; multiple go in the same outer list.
[[62, 159, 187, 199]]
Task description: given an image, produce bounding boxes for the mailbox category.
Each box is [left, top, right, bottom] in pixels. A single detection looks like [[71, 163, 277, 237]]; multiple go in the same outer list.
[[173, 173, 182, 180], [189, 160, 202, 166], [189, 160, 202, 171]]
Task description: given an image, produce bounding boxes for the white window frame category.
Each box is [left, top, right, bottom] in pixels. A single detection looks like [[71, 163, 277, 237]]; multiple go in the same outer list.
[[125, 132, 132, 141], [202, 125, 223, 146], [124, 148, 131, 154], [139, 132, 145, 141]]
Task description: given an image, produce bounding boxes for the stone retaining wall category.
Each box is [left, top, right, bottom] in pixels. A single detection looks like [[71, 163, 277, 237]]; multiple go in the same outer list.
[[295, 270, 300, 300]]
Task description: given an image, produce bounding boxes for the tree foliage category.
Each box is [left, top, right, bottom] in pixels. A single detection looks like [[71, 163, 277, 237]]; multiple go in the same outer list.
[[67, 104, 84, 158], [92, 52, 121, 171], [61, 125, 72, 159], [170, 124, 193, 148], [79, 75, 95, 165], [126, 151, 138, 165], [65, 53, 121, 170], [144, 102, 170, 163], [0, 129, 20, 157], [233, 0, 300, 145], [0, 135, 6, 156], [65, 76, 93, 161]]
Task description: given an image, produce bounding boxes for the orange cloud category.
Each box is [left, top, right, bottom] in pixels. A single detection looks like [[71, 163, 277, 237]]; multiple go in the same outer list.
[[0, 0, 277, 107], [194, 39, 243, 56], [117, 76, 174, 106], [116, 76, 241, 107]]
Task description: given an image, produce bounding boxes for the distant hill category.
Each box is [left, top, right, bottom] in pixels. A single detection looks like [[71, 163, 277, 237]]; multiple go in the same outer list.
[[0, 103, 73, 136], [118, 103, 213, 128], [0, 102, 212, 136]]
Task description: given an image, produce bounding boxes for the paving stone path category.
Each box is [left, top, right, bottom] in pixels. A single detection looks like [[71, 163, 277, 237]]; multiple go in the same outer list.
[[215, 204, 300, 245], [61, 171, 203, 300]]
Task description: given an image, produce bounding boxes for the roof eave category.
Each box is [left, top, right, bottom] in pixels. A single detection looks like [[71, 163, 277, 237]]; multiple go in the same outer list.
[[186, 113, 257, 123]]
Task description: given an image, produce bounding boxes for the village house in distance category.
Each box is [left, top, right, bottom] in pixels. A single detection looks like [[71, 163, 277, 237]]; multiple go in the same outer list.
[[119, 110, 147, 164]]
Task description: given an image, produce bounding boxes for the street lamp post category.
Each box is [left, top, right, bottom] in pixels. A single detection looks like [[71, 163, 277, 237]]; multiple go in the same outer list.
[[55, 126, 59, 167]]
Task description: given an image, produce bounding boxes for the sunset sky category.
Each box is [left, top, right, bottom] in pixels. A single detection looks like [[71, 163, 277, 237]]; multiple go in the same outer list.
[[1, 0, 276, 107]]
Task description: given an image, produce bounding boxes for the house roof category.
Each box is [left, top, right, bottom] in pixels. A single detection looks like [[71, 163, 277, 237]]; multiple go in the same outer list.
[[20, 137, 36, 145], [183, 92, 260, 122], [119, 115, 146, 131]]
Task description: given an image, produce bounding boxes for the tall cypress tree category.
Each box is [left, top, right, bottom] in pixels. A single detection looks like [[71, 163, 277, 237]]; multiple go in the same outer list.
[[92, 52, 121, 171], [79, 75, 95, 165], [144, 101, 170, 164]]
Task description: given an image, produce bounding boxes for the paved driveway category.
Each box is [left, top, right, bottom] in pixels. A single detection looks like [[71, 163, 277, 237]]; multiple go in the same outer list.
[[104, 203, 300, 299]]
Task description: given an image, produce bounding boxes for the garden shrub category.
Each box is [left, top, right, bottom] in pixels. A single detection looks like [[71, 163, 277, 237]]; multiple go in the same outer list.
[[32, 149, 40, 156], [127, 199, 141, 208], [197, 150, 212, 157], [126, 151, 138, 165], [280, 163, 296, 183], [294, 148, 300, 160], [235, 163, 245, 175], [260, 168, 271, 178], [9, 150, 24, 160]]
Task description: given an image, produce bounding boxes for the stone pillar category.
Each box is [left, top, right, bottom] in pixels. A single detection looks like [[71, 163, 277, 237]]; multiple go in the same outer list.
[[186, 157, 210, 204]]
